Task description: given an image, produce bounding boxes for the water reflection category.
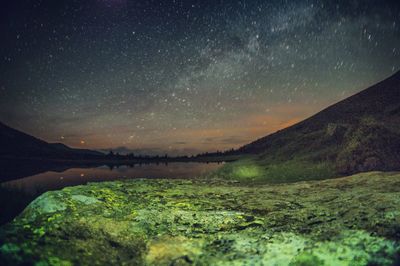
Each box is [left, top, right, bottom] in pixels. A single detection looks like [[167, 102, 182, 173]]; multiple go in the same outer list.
[[0, 162, 223, 225], [2, 163, 223, 195]]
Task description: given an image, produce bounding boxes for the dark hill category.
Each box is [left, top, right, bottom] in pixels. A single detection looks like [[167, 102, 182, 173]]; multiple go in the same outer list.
[[215, 71, 400, 182], [0, 122, 104, 160]]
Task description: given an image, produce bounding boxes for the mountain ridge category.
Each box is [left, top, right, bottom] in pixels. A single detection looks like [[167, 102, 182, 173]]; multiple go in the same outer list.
[[214, 71, 400, 182], [240, 70, 400, 154], [0, 122, 103, 159]]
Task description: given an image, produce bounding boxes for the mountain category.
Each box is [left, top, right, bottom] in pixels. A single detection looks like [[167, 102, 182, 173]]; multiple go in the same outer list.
[[215, 71, 400, 182], [0, 122, 104, 160]]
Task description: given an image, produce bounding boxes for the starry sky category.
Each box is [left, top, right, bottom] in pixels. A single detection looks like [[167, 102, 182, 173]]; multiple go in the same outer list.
[[0, 0, 399, 155]]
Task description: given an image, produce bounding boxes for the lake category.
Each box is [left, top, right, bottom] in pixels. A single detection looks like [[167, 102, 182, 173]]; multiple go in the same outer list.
[[0, 162, 223, 225]]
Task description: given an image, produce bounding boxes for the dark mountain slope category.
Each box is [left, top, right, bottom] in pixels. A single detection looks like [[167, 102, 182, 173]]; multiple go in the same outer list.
[[0, 122, 103, 159], [240, 71, 400, 154], [215, 71, 400, 182]]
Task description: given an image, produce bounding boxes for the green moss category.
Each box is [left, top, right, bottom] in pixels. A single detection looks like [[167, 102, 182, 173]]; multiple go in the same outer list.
[[290, 253, 324, 266], [33, 227, 46, 238], [1, 173, 400, 265], [294, 230, 399, 266], [35, 257, 73, 266], [0, 243, 20, 254]]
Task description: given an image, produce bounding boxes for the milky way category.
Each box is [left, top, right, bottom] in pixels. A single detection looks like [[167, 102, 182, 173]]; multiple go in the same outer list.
[[0, 0, 399, 155]]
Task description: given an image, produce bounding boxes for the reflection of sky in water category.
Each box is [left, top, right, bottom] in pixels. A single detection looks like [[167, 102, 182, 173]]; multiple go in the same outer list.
[[1, 163, 223, 196]]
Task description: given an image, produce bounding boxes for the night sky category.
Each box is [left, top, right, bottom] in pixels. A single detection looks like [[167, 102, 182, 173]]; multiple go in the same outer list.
[[0, 0, 399, 155]]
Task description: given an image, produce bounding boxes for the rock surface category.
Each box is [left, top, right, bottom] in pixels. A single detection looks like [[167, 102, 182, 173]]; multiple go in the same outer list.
[[1, 172, 400, 265]]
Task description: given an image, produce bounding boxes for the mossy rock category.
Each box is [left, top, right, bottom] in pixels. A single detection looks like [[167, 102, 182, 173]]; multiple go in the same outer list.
[[1, 172, 400, 265]]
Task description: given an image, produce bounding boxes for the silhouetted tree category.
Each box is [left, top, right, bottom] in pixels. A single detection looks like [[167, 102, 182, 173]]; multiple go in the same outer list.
[[107, 151, 115, 158]]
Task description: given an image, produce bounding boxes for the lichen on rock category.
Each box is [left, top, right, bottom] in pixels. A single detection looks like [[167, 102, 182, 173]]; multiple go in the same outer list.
[[1, 172, 400, 265]]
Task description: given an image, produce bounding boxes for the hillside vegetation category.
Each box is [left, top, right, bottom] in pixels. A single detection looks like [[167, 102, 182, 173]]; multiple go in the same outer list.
[[215, 71, 400, 182]]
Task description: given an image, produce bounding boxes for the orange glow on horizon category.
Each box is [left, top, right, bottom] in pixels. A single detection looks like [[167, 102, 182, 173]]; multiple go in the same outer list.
[[45, 101, 330, 154]]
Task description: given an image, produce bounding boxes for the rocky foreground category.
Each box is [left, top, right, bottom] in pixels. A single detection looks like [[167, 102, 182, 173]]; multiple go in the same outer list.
[[1, 172, 400, 265]]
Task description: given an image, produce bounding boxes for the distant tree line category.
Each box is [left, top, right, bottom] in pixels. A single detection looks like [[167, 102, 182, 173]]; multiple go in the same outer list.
[[104, 147, 240, 162]]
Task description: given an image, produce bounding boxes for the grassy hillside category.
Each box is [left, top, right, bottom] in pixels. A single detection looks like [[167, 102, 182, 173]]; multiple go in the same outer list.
[[214, 71, 400, 182]]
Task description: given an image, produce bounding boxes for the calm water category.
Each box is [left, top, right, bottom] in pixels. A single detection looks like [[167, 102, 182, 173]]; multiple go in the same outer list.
[[0, 162, 223, 224]]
